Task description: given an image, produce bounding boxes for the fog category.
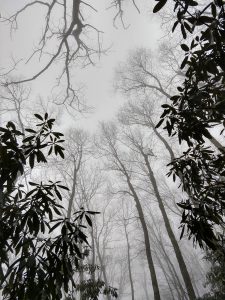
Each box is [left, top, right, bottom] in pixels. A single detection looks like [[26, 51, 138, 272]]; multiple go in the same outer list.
[[0, 1, 218, 300]]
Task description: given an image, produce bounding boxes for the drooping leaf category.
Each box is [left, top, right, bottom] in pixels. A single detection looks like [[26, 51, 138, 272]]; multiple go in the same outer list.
[[153, 0, 167, 13], [34, 114, 43, 121]]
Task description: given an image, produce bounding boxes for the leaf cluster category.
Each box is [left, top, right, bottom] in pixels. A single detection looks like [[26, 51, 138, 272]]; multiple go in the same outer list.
[[154, 0, 225, 249], [76, 279, 118, 300], [198, 244, 225, 299], [0, 115, 103, 299]]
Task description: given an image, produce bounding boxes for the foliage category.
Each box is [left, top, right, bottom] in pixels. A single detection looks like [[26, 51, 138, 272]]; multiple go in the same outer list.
[[154, 0, 225, 249], [196, 245, 225, 299], [76, 279, 118, 300], [0, 114, 116, 300], [199, 245, 225, 299]]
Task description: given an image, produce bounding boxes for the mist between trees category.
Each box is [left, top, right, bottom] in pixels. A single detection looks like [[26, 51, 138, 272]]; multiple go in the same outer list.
[[0, 1, 225, 300]]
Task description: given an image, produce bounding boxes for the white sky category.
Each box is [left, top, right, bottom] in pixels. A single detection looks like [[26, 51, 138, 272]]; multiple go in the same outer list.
[[0, 0, 162, 131]]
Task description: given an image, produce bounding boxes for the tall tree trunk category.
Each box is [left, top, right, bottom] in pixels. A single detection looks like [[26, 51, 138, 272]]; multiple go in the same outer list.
[[154, 250, 175, 300], [143, 153, 196, 300], [90, 227, 96, 282], [79, 256, 84, 300], [95, 239, 111, 300], [86, 201, 96, 283], [124, 222, 135, 300], [67, 160, 77, 220], [66, 158, 83, 299], [142, 264, 150, 300], [102, 129, 160, 299], [151, 121, 175, 161], [125, 175, 161, 300], [149, 218, 188, 300], [160, 244, 187, 300], [151, 122, 198, 205], [149, 213, 188, 300]]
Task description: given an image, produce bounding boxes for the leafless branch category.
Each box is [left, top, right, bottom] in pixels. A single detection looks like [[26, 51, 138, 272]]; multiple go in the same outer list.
[[1, 0, 104, 110]]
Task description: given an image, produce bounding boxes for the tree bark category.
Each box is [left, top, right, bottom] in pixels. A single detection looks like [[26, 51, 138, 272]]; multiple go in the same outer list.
[[101, 125, 160, 299], [124, 174, 161, 300], [154, 250, 175, 300], [95, 238, 111, 300], [149, 215, 188, 300], [90, 227, 96, 282], [67, 159, 78, 219], [150, 121, 175, 160], [143, 153, 196, 300], [124, 222, 135, 300], [142, 265, 150, 300]]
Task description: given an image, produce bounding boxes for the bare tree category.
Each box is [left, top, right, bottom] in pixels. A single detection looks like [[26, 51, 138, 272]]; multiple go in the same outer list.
[[99, 122, 161, 300], [123, 128, 196, 300], [115, 48, 170, 99], [1, 0, 140, 111], [147, 210, 189, 300], [117, 98, 176, 160], [1, 1, 103, 109], [122, 215, 135, 300], [92, 195, 116, 300], [115, 200, 136, 300], [0, 84, 31, 133], [115, 48, 224, 154]]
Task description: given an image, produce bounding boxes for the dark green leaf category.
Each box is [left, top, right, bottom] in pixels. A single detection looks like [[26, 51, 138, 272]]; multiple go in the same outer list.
[[172, 20, 179, 32], [181, 56, 188, 69], [153, 0, 167, 13], [29, 153, 35, 169], [49, 221, 62, 233], [34, 114, 43, 121], [181, 24, 186, 39], [23, 136, 35, 143], [181, 44, 189, 51], [85, 215, 92, 227], [155, 118, 164, 128], [25, 129, 36, 133]]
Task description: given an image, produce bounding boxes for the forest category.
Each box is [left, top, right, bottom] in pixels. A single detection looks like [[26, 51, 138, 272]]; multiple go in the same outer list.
[[0, 0, 225, 299]]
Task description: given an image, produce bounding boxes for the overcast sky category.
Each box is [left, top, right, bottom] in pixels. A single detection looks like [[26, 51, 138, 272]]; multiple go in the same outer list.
[[0, 0, 162, 131]]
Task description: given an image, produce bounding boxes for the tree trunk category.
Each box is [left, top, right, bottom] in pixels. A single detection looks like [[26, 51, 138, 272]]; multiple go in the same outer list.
[[149, 216, 188, 300], [103, 131, 161, 300], [67, 160, 77, 219], [143, 153, 196, 300], [95, 239, 111, 300], [90, 227, 96, 282], [79, 256, 84, 300], [124, 222, 135, 300], [66, 159, 82, 299], [151, 121, 175, 160], [151, 123, 198, 206], [125, 175, 161, 300], [154, 251, 175, 300], [160, 245, 187, 300], [142, 264, 150, 300]]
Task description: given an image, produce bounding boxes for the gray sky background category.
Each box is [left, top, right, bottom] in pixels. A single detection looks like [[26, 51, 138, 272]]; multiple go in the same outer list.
[[0, 0, 162, 131]]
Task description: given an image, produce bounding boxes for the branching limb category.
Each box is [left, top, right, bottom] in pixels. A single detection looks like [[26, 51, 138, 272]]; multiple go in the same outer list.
[[1, 0, 103, 110]]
